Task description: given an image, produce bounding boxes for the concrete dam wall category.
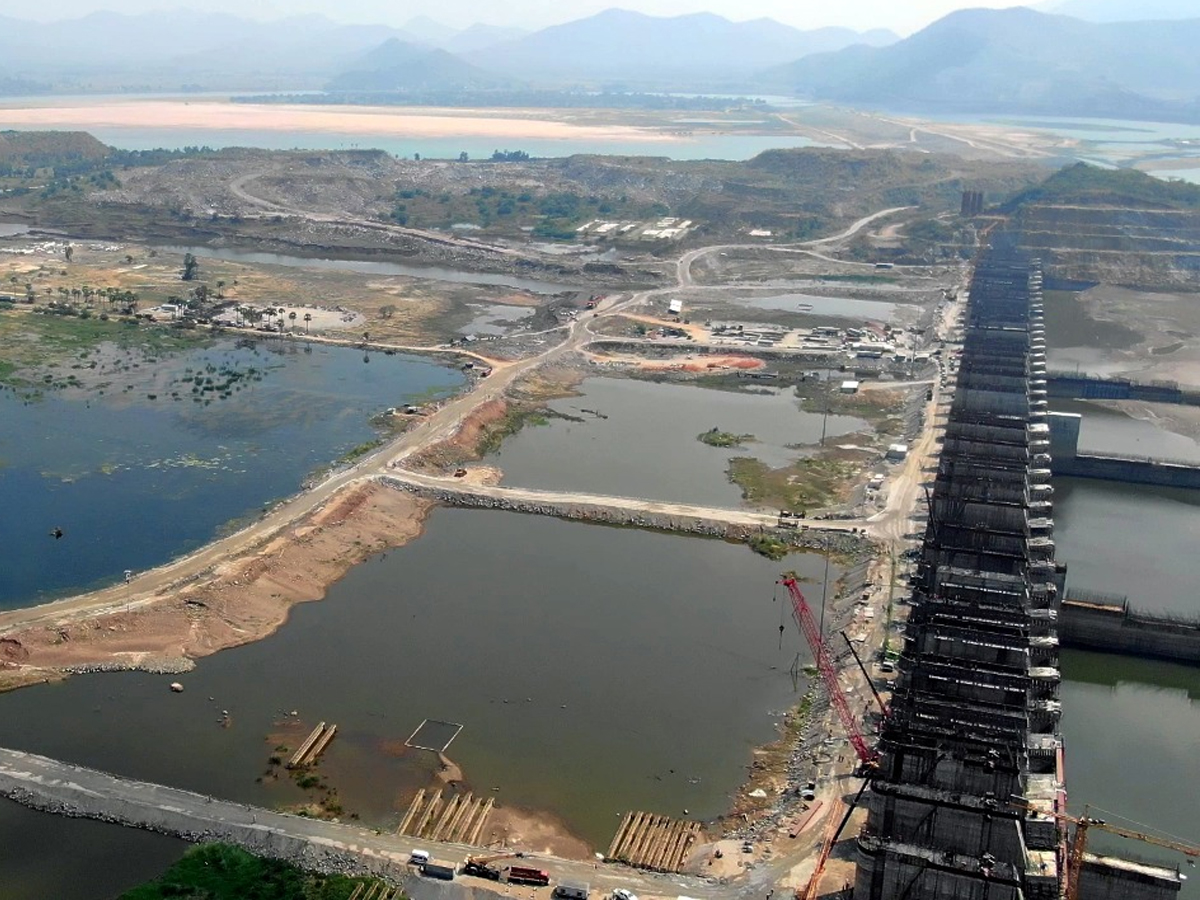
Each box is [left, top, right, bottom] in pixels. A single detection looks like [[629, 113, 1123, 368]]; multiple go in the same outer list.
[[1047, 410, 1200, 489], [1060, 599, 1200, 665]]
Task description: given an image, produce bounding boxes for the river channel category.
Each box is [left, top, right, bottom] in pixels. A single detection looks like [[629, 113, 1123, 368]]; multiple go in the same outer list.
[[0, 509, 831, 899], [490, 378, 868, 506], [0, 338, 463, 609]]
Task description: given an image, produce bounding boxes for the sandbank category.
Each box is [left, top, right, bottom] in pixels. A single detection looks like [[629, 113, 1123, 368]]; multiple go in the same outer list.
[[0, 100, 678, 143]]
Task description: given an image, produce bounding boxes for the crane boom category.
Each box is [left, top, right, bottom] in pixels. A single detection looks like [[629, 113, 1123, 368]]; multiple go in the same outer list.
[[1013, 800, 1199, 900], [780, 576, 876, 764]]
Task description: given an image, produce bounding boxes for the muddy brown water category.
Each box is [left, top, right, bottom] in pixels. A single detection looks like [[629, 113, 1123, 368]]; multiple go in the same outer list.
[[490, 378, 869, 506], [0, 510, 832, 899]]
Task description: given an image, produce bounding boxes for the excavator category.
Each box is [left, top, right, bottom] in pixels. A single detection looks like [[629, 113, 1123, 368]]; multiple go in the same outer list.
[[463, 852, 551, 886]]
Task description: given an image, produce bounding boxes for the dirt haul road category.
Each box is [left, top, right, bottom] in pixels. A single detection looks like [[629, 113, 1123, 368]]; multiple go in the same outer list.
[[675, 206, 915, 286], [0, 290, 630, 636], [0, 210, 909, 646], [228, 168, 532, 259]]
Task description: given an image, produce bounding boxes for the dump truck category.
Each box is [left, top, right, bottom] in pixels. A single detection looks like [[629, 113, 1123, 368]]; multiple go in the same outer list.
[[506, 866, 551, 886], [421, 860, 456, 880], [463, 854, 550, 886], [555, 880, 590, 900]]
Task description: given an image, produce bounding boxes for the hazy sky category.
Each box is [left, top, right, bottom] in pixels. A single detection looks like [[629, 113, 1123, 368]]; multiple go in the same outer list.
[[0, 0, 1033, 36]]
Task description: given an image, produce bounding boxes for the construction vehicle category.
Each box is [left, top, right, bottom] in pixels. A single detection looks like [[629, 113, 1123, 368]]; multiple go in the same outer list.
[[1016, 802, 1198, 900], [420, 860, 456, 881], [463, 852, 551, 886], [779, 575, 879, 766]]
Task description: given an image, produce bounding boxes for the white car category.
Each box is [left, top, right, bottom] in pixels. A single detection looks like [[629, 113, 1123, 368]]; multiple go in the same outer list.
[[613, 890, 639, 900]]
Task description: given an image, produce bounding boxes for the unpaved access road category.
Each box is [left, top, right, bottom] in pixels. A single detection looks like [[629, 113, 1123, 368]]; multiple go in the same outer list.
[[384, 469, 868, 536], [0, 209, 911, 645], [676, 207, 915, 287], [0, 746, 749, 900], [0, 290, 629, 636], [229, 168, 532, 260]]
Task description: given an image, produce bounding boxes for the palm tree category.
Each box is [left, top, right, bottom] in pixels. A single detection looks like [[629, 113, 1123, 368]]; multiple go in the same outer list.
[[303, 312, 312, 334], [289, 310, 297, 332]]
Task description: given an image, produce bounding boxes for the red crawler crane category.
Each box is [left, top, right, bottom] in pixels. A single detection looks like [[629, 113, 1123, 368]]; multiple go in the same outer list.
[[780, 575, 878, 765]]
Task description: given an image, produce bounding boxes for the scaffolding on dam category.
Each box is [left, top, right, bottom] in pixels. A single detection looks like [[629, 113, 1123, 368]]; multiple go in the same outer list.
[[852, 245, 1183, 900]]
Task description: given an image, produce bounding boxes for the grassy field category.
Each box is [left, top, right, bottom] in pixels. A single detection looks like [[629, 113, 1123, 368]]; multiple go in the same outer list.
[[0, 306, 207, 389], [728, 455, 857, 512]]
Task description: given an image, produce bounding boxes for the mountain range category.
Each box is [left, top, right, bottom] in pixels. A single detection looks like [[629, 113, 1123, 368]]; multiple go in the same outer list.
[[462, 9, 896, 84], [762, 7, 1200, 120], [0, 8, 894, 92], [1, 6, 1199, 123]]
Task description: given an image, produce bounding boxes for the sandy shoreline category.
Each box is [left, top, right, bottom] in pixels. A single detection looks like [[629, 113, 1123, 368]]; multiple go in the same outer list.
[[0, 481, 432, 692], [0, 100, 679, 143]]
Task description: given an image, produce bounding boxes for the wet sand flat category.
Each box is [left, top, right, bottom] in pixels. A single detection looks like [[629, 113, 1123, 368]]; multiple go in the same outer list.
[[0, 100, 678, 143]]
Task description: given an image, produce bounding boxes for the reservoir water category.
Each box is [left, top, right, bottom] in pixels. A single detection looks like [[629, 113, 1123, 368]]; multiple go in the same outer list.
[[96, 129, 821, 162], [0, 509, 829, 899], [0, 339, 463, 608], [1059, 650, 1200, 898], [490, 378, 868, 506], [1052, 398, 1200, 464], [1050, 400, 1200, 614]]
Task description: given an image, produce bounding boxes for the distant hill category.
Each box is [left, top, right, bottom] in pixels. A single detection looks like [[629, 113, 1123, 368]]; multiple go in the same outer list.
[[0, 11, 421, 90], [401, 15, 459, 46], [1041, 0, 1200, 22], [0, 131, 109, 167], [444, 24, 529, 55], [469, 9, 896, 85], [1002, 162, 1200, 212], [761, 7, 1200, 120], [327, 40, 506, 92]]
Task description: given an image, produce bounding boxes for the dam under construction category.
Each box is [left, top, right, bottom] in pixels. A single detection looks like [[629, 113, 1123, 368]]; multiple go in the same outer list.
[[853, 243, 1185, 900]]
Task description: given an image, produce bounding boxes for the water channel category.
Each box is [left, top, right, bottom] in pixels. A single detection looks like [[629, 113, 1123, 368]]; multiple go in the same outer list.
[[0, 339, 463, 608], [1059, 650, 1200, 897], [1044, 287, 1200, 879], [490, 378, 868, 506], [1049, 399, 1200, 614], [0, 509, 830, 899]]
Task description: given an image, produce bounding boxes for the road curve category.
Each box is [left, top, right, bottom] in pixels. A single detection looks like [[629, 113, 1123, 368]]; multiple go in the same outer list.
[[676, 207, 915, 286]]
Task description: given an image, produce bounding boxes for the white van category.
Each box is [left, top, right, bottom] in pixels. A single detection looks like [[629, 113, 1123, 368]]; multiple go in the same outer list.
[[410, 850, 430, 865]]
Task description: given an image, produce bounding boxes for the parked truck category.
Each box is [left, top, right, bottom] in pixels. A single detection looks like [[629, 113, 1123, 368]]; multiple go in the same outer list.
[[555, 880, 590, 900], [421, 861, 457, 881], [463, 854, 550, 886]]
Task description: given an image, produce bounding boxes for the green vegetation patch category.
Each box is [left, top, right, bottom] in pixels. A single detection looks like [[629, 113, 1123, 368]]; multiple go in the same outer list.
[[119, 843, 388, 900], [728, 455, 856, 511], [339, 438, 384, 464], [390, 185, 668, 239], [1003, 161, 1200, 212], [748, 533, 791, 560], [698, 426, 755, 448], [0, 312, 208, 389], [477, 404, 582, 455]]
